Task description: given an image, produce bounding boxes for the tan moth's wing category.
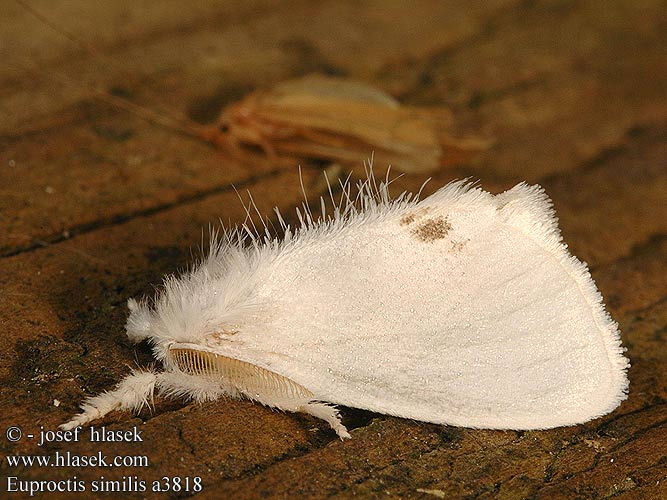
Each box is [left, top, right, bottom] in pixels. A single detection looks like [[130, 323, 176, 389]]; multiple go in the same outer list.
[[271, 74, 401, 108], [252, 78, 448, 172]]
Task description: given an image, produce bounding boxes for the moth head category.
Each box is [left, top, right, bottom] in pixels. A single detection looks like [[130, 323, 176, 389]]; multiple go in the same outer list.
[[124, 253, 262, 360], [200, 100, 267, 164]]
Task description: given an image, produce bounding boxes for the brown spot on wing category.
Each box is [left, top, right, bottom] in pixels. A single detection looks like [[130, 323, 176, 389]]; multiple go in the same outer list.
[[411, 216, 452, 242], [400, 207, 431, 226], [400, 213, 416, 225]]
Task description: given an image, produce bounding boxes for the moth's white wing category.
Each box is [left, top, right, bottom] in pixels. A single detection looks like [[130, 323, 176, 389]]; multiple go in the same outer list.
[[228, 182, 628, 429]]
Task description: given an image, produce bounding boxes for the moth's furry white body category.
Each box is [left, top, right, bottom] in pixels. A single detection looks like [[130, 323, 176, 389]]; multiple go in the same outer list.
[[62, 176, 629, 438]]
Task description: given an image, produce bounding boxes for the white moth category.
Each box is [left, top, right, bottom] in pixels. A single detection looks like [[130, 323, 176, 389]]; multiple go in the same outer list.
[[61, 175, 629, 439]]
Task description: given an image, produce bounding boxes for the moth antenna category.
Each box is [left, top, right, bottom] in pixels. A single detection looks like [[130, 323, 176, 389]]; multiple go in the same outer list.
[[89, 86, 208, 142], [15, 0, 117, 74], [13, 62, 208, 141], [15, 1, 209, 142]]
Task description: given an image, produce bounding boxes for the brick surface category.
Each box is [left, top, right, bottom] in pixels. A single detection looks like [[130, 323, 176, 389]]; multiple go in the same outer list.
[[1, 1, 666, 499]]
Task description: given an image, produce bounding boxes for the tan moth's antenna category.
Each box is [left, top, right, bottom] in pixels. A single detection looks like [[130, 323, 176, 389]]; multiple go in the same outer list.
[[14, 0, 212, 142], [74, 75, 209, 141], [15, 0, 120, 74]]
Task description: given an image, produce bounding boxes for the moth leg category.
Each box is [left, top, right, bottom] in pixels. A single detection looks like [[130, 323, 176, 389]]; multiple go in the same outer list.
[[155, 371, 351, 440], [154, 370, 232, 403], [219, 132, 278, 171], [246, 390, 351, 439], [60, 369, 158, 430], [300, 401, 351, 440], [228, 377, 350, 439]]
